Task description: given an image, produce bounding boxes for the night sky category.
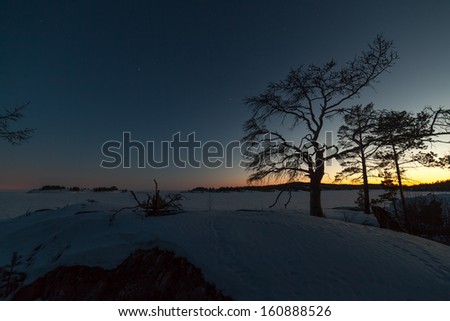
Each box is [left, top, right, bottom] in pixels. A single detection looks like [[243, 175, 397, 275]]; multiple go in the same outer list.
[[1, 0, 450, 190]]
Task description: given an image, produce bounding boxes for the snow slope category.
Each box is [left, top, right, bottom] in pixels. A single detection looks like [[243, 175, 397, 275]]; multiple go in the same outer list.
[[1, 196, 450, 300]]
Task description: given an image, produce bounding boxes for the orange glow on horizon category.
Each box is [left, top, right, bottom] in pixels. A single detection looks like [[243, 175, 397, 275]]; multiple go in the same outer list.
[[237, 166, 450, 188], [1, 166, 449, 191]]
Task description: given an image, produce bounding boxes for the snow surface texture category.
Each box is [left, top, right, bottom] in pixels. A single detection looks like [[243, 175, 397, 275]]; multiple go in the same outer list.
[[1, 191, 450, 300]]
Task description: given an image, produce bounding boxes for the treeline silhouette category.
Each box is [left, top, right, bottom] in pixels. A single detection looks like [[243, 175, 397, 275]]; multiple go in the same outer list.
[[190, 180, 450, 193], [32, 185, 127, 193]]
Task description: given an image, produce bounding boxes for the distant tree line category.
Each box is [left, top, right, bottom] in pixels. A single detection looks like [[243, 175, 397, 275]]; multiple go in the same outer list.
[[34, 185, 127, 193], [412, 179, 450, 191], [192, 179, 450, 194]]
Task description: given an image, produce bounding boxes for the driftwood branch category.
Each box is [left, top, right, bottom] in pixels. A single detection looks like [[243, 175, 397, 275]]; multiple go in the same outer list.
[[109, 180, 183, 225]]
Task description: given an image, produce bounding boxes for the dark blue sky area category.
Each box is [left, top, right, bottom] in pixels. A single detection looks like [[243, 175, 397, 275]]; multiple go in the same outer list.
[[1, 0, 450, 190]]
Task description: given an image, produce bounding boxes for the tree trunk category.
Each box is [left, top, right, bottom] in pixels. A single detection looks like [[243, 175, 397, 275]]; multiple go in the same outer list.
[[360, 149, 371, 214], [309, 148, 325, 217], [310, 177, 324, 217], [392, 147, 407, 218]]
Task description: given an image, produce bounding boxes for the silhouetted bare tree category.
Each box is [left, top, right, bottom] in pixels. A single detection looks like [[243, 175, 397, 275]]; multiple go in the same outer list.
[[242, 35, 398, 217], [335, 103, 380, 213], [413, 106, 450, 167], [0, 102, 34, 145], [372, 109, 436, 224]]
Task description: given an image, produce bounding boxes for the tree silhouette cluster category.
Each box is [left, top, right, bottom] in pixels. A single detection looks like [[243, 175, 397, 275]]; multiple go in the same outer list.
[[336, 105, 450, 216], [243, 34, 450, 221], [243, 35, 398, 217]]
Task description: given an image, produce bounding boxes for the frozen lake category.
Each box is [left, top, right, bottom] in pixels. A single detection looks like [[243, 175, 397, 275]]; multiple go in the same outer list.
[[0, 188, 441, 221]]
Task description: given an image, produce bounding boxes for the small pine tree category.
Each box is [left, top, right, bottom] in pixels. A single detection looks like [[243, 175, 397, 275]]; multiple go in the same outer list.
[[372, 170, 399, 216], [355, 189, 365, 211]]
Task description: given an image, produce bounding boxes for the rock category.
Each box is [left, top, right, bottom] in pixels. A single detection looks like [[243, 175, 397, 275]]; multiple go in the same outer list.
[[371, 206, 404, 232], [13, 248, 230, 300]]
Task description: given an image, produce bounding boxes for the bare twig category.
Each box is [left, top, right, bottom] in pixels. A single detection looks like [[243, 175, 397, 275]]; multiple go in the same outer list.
[[269, 189, 293, 209]]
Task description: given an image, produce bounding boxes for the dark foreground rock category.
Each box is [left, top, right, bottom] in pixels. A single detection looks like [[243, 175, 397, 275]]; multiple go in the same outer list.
[[13, 248, 230, 300]]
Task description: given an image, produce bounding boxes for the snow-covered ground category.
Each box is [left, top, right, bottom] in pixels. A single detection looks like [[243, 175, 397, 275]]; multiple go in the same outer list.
[[1, 190, 450, 300]]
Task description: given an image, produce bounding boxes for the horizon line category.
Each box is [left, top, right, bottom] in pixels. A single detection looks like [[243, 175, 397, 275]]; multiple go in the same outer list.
[[3, 179, 450, 192]]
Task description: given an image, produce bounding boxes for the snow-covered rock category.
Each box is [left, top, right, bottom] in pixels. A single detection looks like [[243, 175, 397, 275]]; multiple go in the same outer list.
[[13, 248, 229, 300]]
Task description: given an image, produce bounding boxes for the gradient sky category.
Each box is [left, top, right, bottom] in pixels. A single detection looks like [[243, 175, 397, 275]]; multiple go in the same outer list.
[[1, 0, 450, 190]]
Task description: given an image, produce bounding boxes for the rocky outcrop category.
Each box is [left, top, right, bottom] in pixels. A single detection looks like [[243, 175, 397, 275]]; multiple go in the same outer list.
[[13, 248, 230, 300], [371, 206, 404, 232]]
